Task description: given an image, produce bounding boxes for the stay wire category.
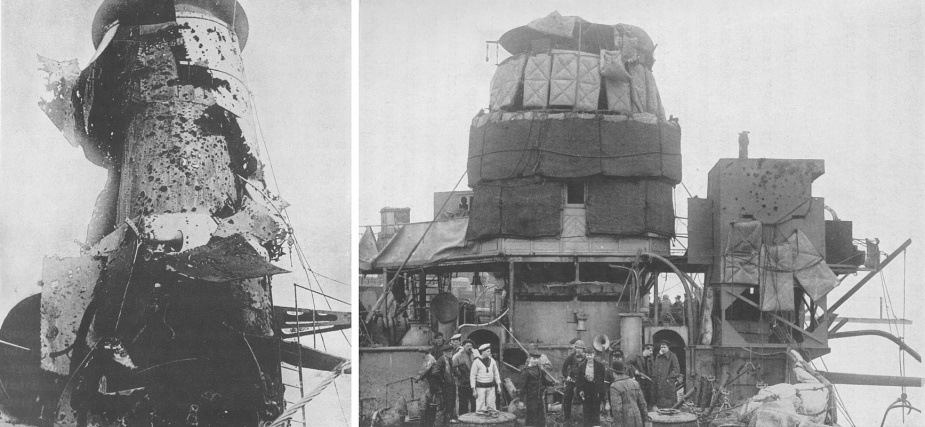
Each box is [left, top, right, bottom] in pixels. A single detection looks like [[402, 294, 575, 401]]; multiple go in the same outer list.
[[237, 177, 352, 315]]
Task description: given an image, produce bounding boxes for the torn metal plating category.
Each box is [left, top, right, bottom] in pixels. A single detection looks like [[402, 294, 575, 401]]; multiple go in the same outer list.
[[35, 2, 295, 425]]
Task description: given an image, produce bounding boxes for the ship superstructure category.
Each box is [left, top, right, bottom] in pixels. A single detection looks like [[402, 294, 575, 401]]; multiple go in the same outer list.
[[358, 12, 919, 426]]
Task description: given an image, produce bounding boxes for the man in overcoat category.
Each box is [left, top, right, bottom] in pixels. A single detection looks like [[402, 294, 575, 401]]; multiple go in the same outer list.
[[517, 352, 556, 426], [560, 339, 586, 420], [608, 360, 648, 427], [651, 341, 680, 408]]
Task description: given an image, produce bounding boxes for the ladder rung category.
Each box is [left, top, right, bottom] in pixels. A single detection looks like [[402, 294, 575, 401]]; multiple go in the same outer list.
[[281, 365, 300, 371], [283, 382, 302, 388]]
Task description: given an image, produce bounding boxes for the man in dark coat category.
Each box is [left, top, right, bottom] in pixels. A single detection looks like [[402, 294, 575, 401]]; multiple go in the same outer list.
[[518, 353, 556, 427], [430, 332, 446, 359], [417, 348, 443, 427], [434, 345, 458, 424], [560, 339, 586, 420], [576, 347, 607, 427], [608, 360, 648, 427], [453, 339, 476, 415], [627, 343, 654, 409], [651, 341, 680, 408]]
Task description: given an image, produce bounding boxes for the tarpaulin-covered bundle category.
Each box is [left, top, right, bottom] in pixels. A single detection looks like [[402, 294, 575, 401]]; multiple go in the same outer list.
[[467, 111, 680, 187], [720, 222, 839, 311], [488, 12, 663, 116]]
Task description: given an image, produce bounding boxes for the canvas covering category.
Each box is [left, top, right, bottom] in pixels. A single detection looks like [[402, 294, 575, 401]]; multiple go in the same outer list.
[[467, 113, 681, 187], [369, 218, 470, 269], [490, 54, 527, 110], [585, 178, 674, 236], [722, 222, 839, 310], [523, 54, 552, 108], [466, 180, 562, 240]]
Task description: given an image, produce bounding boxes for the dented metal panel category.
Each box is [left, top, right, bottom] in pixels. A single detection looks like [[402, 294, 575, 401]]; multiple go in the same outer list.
[[40, 256, 103, 375], [167, 233, 289, 281], [214, 199, 287, 245]]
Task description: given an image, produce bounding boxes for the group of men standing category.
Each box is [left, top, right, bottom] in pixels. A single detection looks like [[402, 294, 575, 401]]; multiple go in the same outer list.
[[560, 339, 682, 427], [417, 333, 503, 426], [418, 332, 681, 427]]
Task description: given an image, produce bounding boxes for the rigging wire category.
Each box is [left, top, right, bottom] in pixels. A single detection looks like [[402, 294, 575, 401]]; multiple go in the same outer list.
[[235, 177, 349, 299], [816, 357, 856, 427]]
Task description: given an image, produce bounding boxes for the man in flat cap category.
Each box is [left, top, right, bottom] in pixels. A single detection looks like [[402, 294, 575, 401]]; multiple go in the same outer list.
[[453, 339, 477, 416], [651, 340, 680, 408], [470, 343, 502, 415], [449, 333, 462, 351], [576, 346, 607, 427], [434, 344, 458, 424], [560, 339, 586, 421], [518, 353, 556, 426], [627, 343, 654, 409]]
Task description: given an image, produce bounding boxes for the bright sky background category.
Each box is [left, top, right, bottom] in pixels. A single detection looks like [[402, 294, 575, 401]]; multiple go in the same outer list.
[[1, 0, 351, 423], [360, 1, 924, 425]]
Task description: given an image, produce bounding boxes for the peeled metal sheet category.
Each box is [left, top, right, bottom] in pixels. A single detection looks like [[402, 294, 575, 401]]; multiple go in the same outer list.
[[214, 198, 288, 245], [37, 56, 84, 149], [40, 256, 103, 375], [86, 223, 127, 257], [166, 233, 289, 281]]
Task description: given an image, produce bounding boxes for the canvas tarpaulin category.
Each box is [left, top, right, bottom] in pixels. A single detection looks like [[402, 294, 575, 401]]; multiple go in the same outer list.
[[721, 221, 762, 285], [548, 50, 600, 111], [484, 46, 663, 116], [722, 222, 839, 309], [789, 230, 839, 301], [603, 77, 632, 114], [526, 11, 580, 38], [368, 218, 470, 270], [489, 53, 527, 111], [467, 112, 681, 187], [466, 180, 562, 240], [523, 53, 552, 108], [760, 243, 795, 311], [585, 178, 674, 236]]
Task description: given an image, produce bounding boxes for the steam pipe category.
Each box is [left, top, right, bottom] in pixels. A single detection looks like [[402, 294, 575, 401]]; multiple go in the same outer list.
[[828, 329, 921, 362], [643, 253, 698, 343]]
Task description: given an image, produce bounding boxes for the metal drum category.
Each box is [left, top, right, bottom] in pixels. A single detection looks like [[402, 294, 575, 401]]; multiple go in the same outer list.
[[648, 411, 699, 427]]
